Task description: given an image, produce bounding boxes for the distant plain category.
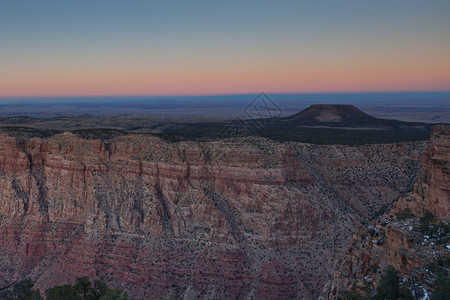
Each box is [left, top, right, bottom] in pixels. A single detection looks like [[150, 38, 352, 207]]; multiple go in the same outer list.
[[1, 92, 449, 123]]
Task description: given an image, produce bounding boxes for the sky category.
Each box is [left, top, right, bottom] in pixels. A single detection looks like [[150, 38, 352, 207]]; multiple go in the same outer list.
[[1, 0, 449, 97]]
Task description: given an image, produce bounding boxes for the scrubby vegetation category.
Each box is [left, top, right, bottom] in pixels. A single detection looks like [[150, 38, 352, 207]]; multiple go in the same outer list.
[[420, 210, 450, 244], [71, 129, 126, 140], [165, 122, 432, 145], [0, 279, 41, 300], [373, 266, 413, 300], [0, 107, 435, 145], [0, 277, 131, 300], [340, 287, 366, 300], [340, 210, 450, 300], [431, 270, 450, 300], [394, 208, 414, 220], [0, 126, 61, 138], [341, 264, 450, 300]]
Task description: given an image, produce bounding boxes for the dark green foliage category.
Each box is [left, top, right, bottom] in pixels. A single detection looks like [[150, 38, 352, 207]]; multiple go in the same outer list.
[[45, 277, 131, 300], [71, 129, 125, 140], [166, 121, 432, 145], [45, 284, 78, 300], [99, 287, 130, 300], [426, 256, 450, 275], [12, 279, 42, 300], [92, 280, 108, 299], [74, 277, 91, 299], [395, 208, 414, 220], [398, 285, 414, 300], [374, 265, 413, 300], [372, 205, 389, 220], [431, 270, 450, 300], [154, 132, 187, 143], [374, 265, 400, 299], [340, 287, 365, 300], [0, 126, 61, 138], [420, 211, 450, 244], [370, 265, 380, 274], [0, 279, 43, 300], [429, 222, 449, 244], [420, 210, 436, 231]]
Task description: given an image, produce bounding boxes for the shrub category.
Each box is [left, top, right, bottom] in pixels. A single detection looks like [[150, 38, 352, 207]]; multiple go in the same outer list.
[[372, 205, 389, 219], [0, 278, 43, 300], [428, 222, 450, 244], [370, 265, 380, 274], [420, 210, 436, 231], [419, 210, 449, 244], [46, 284, 78, 300], [45, 277, 131, 300], [340, 286, 365, 300], [426, 256, 450, 275], [374, 265, 413, 300], [431, 270, 450, 300], [395, 208, 414, 220]]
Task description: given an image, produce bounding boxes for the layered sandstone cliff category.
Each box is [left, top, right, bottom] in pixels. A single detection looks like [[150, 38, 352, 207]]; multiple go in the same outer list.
[[321, 125, 449, 299], [0, 131, 426, 299]]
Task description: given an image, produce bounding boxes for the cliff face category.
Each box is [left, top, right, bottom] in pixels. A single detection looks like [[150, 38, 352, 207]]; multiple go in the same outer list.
[[0, 132, 426, 299], [415, 126, 450, 218], [321, 126, 450, 299]]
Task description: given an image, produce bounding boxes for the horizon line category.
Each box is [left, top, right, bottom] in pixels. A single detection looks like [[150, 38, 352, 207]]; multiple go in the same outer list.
[[1, 90, 450, 99]]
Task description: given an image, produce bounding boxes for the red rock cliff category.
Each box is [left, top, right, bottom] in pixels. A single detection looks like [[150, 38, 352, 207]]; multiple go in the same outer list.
[[0, 132, 426, 299], [321, 125, 449, 299]]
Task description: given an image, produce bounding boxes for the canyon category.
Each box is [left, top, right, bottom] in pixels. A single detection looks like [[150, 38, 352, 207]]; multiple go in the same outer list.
[[321, 125, 450, 299], [0, 127, 427, 298]]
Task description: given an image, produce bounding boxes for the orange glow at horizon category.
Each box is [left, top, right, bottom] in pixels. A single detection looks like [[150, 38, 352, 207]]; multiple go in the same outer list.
[[1, 57, 449, 97], [2, 1, 450, 98]]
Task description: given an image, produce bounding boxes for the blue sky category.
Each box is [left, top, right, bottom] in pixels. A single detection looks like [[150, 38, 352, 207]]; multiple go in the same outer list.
[[1, 0, 449, 96]]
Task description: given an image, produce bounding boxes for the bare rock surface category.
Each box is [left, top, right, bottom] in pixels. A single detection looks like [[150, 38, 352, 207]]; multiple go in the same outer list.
[[0, 131, 427, 299], [321, 125, 449, 299]]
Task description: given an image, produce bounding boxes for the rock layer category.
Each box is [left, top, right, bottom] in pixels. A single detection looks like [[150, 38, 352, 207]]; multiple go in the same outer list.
[[0, 132, 426, 299], [321, 125, 450, 299]]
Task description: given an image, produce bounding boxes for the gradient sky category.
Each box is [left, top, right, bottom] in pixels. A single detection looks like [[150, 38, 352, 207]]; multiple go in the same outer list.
[[1, 0, 449, 97]]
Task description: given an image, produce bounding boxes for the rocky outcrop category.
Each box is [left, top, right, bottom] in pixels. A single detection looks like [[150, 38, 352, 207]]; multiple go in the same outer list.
[[321, 125, 450, 299], [0, 131, 426, 299], [414, 126, 450, 218]]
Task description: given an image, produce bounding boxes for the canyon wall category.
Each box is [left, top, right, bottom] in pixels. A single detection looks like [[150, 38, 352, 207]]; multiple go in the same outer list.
[[321, 125, 449, 299], [0, 132, 426, 299]]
